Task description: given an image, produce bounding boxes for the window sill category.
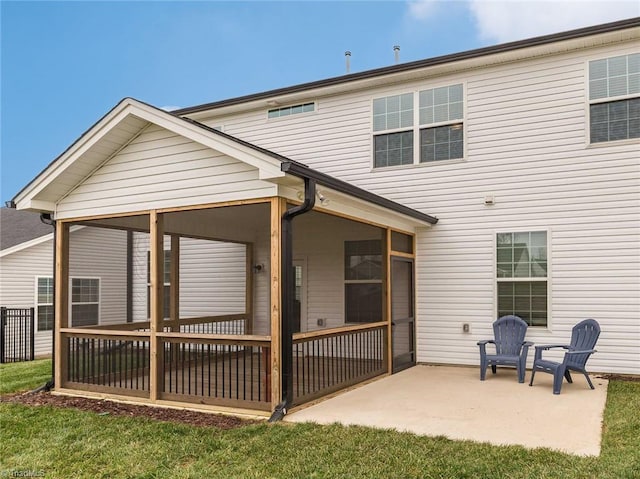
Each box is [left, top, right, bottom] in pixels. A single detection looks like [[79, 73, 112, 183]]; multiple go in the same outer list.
[[371, 157, 467, 172], [586, 137, 640, 149]]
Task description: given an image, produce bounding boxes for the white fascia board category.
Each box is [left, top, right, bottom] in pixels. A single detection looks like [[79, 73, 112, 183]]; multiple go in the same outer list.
[[14, 199, 57, 214], [277, 182, 432, 233]]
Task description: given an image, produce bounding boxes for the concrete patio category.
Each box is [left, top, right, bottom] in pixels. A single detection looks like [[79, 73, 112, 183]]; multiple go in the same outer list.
[[286, 364, 608, 456]]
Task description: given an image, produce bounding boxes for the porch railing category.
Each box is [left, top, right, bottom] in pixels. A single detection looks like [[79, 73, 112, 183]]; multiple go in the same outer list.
[[77, 314, 247, 335], [64, 331, 151, 398], [159, 333, 271, 410], [61, 317, 389, 411], [61, 325, 271, 410], [292, 322, 388, 406]]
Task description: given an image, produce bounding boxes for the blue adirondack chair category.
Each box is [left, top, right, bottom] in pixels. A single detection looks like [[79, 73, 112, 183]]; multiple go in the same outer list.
[[478, 315, 533, 383], [529, 319, 600, 394]]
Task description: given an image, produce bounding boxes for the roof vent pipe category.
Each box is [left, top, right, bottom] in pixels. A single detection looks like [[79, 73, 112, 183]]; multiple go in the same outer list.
[[394, 45, 400, 64], [345, 51, 351, 74]]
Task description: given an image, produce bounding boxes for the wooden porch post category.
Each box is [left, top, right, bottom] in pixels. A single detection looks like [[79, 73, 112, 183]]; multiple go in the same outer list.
[[149, 211, 165, 401], [269, 197, 285, 409], [54, 221, 70, 389], [169, 234, 180, 331]]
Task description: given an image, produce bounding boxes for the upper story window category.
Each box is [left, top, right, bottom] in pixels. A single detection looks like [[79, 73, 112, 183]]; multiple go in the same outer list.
[[373, 93, 414, 167], [419, 84, 464, 162], [268, 102, 315, 119], [589, 53, 639, 143], [373, 84, 464, 168]]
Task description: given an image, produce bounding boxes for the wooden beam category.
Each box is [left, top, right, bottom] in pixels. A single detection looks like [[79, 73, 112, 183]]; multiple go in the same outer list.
[[149, 211, 165, 401], [269, 197, 285, 409], [55, 221, 70, 389], [169, 235, 180, 331], [245, 243, 254, 334]]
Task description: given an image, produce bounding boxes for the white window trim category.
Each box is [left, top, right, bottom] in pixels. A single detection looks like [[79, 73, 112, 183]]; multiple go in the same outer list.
[[584, 53, 640, 147], [69, 276, 101, 327], [370, 82, 467, 170], [492, 228, 552, 330], [34, 276, 54, 332]]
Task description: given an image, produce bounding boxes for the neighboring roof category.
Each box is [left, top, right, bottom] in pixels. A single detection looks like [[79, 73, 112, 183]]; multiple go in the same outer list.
[[173, 17, 640, 116], [0, 207, 52, 250]]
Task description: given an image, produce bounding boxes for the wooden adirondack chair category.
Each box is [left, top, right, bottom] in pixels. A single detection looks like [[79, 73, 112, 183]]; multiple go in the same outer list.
[[529, 319, 600, 394], [478, 315, 533, 383]]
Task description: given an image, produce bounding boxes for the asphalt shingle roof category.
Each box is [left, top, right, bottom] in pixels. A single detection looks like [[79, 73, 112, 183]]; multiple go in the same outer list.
[[0, 207, 52, 251]]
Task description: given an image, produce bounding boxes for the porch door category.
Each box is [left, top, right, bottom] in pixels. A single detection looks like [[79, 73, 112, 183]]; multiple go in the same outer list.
[[391, 257, 415, 373]]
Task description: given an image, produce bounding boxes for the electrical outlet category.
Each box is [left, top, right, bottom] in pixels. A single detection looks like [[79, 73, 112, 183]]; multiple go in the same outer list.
[[463, 323, 470, 333], [317, 318, 326, 327]]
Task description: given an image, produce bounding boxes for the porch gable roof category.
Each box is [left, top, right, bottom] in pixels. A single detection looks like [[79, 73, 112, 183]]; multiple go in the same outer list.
[[12, 98, 288, 213], [12, 97, 437, 227]]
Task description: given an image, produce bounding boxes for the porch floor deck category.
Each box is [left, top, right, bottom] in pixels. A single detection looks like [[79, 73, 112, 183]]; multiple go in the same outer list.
[[286, 364, 609, 456]]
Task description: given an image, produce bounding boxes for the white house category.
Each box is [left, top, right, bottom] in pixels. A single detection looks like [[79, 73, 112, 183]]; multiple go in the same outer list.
[[7, 18, 639, 416]]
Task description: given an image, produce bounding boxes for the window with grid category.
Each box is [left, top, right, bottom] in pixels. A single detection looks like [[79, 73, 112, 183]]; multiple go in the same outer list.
[[71, 278, 100, 327], [36, 277, 54, 331], [147, 250, 171, 319], [344, 240, 383, 323], [496, 231, 548, 327], [372, 85, 464, 168], [373, 93, 414, 168], [419, 84, 464, 162], [589, 53, 640, 143]]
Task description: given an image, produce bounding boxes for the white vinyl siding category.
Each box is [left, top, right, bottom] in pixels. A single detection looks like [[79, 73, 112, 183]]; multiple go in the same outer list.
[[55, 125, 278, 219], [192, 40, 639, 374]]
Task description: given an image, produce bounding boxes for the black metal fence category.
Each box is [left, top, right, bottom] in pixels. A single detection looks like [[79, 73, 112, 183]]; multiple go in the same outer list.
[[0, 307, 35, 363]]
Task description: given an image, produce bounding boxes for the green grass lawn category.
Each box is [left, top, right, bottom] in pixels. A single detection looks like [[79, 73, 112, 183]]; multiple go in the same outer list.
[[1, 359, 638, 478]]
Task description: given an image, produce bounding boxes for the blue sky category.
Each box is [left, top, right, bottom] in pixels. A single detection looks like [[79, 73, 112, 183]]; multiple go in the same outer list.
[[1, 0, 638, 201]]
